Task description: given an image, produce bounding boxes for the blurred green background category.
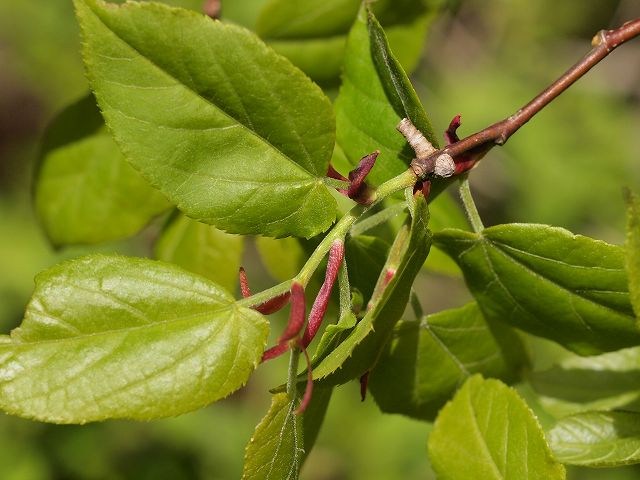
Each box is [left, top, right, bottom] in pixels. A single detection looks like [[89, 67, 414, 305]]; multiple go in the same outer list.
[[0, 0, 639, 478]]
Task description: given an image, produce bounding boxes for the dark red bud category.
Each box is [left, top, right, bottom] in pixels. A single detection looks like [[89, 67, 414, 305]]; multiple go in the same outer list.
[[262, 342, 290, 362], [359, 371, 369, 402], [327, 164, 348, 183], [444, 114, 462, 145], [239, 267, 292, 315], [302, 240, 345, 347], [277, 283, 306, 343], [347, 151, 378, 203]]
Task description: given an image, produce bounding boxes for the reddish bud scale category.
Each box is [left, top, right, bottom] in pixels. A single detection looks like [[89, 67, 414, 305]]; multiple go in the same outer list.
[[253, 292, 291, 315], [262, 342, 289, 361], [302, 240, 345, 347], [239, 267, 252, 298], [443, 114, 480, 175], [347, 151, 378, 203], [359, 371, 370, 402], [277, 283, 306, 343], [444, 114, 462, 145]]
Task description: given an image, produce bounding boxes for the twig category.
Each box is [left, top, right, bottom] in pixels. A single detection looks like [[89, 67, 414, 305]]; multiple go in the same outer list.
[[411, 18, 640, 180]]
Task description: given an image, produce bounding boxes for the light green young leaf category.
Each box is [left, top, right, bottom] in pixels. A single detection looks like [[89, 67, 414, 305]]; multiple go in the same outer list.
[[625, 190, 640, 318], [428, 375, 566, 480], [76, 0, 336, 238], [155, 213, 244, 292], [255, 236, 306, 283], [549, 411, 640, 467], [369, 302, 527, 421], [529, 347, 640, 417], [242, 393, 304, 480], [0, 255, 268, 423], [334, 7, 436, 185], [311, 194, 431, 384], [256, 0, 433, 87], [434, 224, 640, 355], [35, 94, 169, 246]]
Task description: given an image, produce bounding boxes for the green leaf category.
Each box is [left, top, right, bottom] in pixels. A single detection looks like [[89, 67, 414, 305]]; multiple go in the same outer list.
[[255, 0, 433, 87], [155, 213, 244, 292], [311, 194, 431, 383], [334, 7, 436, 186], [255, 236, 306, 283], [529, 347, 640, 417], [625, 190, 640, 318], [35, 94, 169, 246], [428, 375, 566, 480], [0, 255, 268, 423], [76, 0, 336, 238], [369, 302, 527, 421], [549, 411, 640, 467], [434, 224, 640, 355], [344, 235, 390, 303], [242, 393, 304, 480]]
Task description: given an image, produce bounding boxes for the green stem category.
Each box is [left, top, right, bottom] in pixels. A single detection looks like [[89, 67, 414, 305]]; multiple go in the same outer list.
[[286, 346, 301, 397], [350, 201, 407, 237], [458, 174, 484, 233], [236, 279, 293, 309], [296, 169, 417, 286]]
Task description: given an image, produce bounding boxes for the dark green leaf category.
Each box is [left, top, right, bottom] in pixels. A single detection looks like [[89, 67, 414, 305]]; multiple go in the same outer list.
[[311, 194, 431, 384], [76, 0, 336, 238], [434, 224, 640, 354], [424, 192, 467, 275], [35, 94, 169, 246], [529, 347, 640, 417], [242, 393, 304, 480], [369, 302, 527, 420], [334, 7, 436, 185], [549, 411, 640, 467], [0, 255, 268, 423], [428, 375, 566, 480], [625, 190, 640, 318], [155, 213, 244, 292], [345, 235, 390, 303]]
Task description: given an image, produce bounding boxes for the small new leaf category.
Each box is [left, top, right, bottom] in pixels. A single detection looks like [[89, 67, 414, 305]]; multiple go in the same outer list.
[[428, 375, 566, 480], [0, 255, 268, 423], [242, 393, 304, 480]]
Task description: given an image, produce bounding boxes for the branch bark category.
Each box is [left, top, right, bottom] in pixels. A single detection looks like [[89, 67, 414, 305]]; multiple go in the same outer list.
[[411, 18, 640, 180]]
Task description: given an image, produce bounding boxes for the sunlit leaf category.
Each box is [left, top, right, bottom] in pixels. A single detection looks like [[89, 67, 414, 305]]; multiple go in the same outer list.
[[242, 393, 304, 480], [256, 0, 434, 87], [549, 411, 640, 467], [0, 255, 268, 423], [428, 375, 566, 480], [369, 302, 527, 420], [76, 0, 336, 238], [35, 94, 169, 246], [155, 213, 244, 292], [335, 7, 437, 185], [434, 224, 640, 354]]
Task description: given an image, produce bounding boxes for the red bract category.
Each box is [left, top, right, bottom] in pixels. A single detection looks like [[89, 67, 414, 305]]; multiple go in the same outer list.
[[302, 240, 345, 347], [262, 342, 289, 362], [444, 115, 479, 174], [239, 267, 291, 315], [359, 372, 369, 402], [278, 282, 306, 343], [325, 151, 378, 205]]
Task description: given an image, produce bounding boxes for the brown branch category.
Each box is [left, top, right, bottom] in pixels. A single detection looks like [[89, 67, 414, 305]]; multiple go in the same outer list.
[[411, 18, 640, 180]]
